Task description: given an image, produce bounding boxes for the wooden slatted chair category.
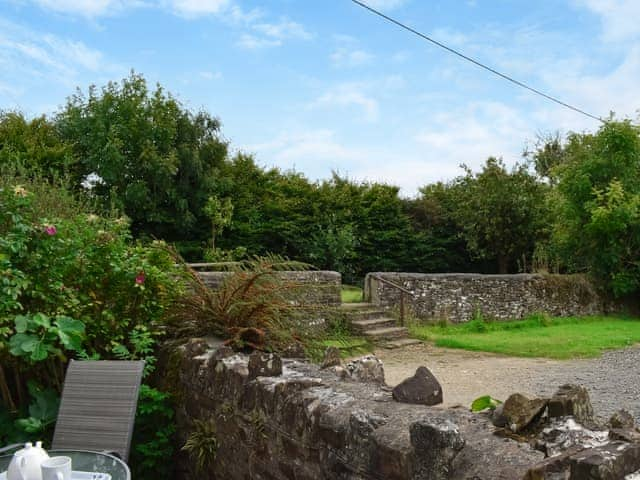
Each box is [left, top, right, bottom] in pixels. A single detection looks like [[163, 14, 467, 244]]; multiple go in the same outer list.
[[51, 360, 145, 462]]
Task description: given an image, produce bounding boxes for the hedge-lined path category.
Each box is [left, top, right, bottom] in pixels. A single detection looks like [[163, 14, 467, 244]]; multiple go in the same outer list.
[[374, 343, 640, 423]]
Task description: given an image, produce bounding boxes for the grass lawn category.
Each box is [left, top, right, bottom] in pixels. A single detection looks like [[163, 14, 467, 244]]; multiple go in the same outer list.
[[341, 285, 363, 303], [409, 315, 640, 359], [320, 337, 372, 358]]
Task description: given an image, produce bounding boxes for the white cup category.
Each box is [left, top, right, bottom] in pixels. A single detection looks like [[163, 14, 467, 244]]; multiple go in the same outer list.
[[41, 456, 72, 480]]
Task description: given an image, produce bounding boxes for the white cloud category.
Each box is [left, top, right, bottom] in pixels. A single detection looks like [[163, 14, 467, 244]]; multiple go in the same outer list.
[[575, 0, 640, 42], [0, 18, 120, 89], [199, 71, 223, 80], [253, 19, 311, 41], [238, 19, 311, 49], [414, 101, 530, 176], [29, 0, 131, 17], [165, 0, 230, 18], [330, 48, 374, 68], [310, 83, 380, 122], [237, 34, 281, 49]]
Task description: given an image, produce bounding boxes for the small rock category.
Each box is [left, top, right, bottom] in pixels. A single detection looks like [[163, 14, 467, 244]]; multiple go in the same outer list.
[[344, 355, 385, 384], [610, 428, 640, 444], [548, 384, 593, 425], [321, 346, 342, 369], [281, 342, 306, 359], [329, 365, 348, 379], [611, 409, 636, 429], [491, 403, 507, 428], [392, 366, 443, 406], [183, 338, 209, 357], [502, 393, 547, 433], [211, 345, 234, 361], [247, 351, 282, 380]]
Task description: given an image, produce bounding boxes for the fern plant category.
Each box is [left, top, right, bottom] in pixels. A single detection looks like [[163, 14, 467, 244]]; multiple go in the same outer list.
[[167, 253, 318, 351], [182, 418, 219, 474]]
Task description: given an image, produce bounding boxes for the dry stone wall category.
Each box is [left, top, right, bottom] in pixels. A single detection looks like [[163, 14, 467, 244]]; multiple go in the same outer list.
[[161, 338, 546, 480], [197, 270, 342, 306], [365, 273, 607, 323], [160, 339, 640, 479]]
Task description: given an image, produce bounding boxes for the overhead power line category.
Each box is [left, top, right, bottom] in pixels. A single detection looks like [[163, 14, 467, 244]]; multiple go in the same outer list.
[[351, 0, 604, 123]]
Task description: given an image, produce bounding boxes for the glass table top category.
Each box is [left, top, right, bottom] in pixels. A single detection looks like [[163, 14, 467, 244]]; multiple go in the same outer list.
[[0, 449, 130, 480]]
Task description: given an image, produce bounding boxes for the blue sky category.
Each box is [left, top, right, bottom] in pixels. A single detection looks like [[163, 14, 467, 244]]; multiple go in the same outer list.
[[1, 0, 638, 195]]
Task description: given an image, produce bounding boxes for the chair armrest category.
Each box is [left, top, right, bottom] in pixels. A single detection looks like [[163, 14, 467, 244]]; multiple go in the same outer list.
[[0, 443, 22, 454]]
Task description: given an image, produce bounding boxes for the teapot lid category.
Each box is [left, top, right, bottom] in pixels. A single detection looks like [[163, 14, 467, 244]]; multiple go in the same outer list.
[[15, 441, 46, 455]]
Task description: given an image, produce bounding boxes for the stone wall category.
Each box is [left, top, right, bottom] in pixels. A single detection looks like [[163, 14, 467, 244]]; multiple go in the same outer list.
[[364, 273, 606, 323], [197, 270, 342, 306], [160, 339, 546, 480]]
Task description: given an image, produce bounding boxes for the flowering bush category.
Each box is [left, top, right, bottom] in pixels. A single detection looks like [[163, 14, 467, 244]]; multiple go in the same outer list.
[[0, 179, 182, 477]]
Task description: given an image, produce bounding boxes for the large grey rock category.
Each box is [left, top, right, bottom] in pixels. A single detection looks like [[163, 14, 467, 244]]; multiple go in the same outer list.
[[410, 417, 465, 480], [344, 355, 385, 384], [247, 351, 282, 380], [537, 417, 608, 457], [548, 384, 594, 425], [321, 346, 341, 369], [392, 366, 443, 406], [570, 442, 640, 480], [502, 393, 548, 433]]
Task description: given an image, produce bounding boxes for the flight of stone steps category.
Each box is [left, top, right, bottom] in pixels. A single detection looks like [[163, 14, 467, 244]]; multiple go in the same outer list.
[[341, 302, 421, 349]]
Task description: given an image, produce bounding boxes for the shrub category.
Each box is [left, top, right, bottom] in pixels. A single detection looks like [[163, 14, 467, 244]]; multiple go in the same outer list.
[[0, 177, 181, 478], [167, 254, 316, 351]]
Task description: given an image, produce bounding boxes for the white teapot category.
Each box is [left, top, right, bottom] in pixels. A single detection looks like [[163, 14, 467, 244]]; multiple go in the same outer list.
[[7, 442, 50, 480]]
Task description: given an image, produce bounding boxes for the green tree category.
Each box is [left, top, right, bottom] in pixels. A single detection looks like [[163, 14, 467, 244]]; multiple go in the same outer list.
[[553, 120, 640, 296], [203, 196, 233, 250], [56, 72, 227, 242], [410, 182, 476, 273], [0, 112, 75, 179], [449, 158, 548, 273]]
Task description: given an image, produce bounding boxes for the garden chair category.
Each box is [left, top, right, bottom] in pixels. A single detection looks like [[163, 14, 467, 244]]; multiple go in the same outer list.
[[1, 360, 144, 463]]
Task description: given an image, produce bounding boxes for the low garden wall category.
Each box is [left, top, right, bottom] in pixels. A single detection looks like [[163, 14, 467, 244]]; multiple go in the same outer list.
[[197, 270, 342, 306], [159, 339, 545, 479], [364, 273, 607, 323]]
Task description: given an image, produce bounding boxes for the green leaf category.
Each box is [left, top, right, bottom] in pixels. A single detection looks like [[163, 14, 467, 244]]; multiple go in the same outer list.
[[14, 315, 29, 333], [16, 417, 43, 433], [55, 317, 85, 351], [8, 333, 37, 356], [471, 395, 502, 412], [30, 341, 49, 361], [30, 313, 51, 329], [28, 388, 59, 425]]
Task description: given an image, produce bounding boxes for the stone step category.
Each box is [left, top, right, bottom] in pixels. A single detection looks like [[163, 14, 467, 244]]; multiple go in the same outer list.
[[351, 317, 397, 333], [340, 302, 376, 310], [362, 326, 409, 341], [343, 309, 388, 322], [380, 338, 423, 349]]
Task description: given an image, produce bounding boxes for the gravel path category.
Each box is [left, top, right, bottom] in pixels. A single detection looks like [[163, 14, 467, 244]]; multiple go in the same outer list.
[[374, 343, 640, 422]]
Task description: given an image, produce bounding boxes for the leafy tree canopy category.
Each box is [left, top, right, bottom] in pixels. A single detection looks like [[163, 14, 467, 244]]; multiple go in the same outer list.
[[553, 120, 640, 296], [56, 71, 228, 241]]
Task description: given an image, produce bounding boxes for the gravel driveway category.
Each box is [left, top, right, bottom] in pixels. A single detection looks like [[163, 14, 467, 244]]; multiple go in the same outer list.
[[374, 343, 640, 422]]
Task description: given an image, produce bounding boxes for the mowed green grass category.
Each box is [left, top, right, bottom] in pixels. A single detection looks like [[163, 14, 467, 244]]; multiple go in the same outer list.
[[341, 285, 363, 303], [409, 315, 640, 359], [321, 337, 372, 357]]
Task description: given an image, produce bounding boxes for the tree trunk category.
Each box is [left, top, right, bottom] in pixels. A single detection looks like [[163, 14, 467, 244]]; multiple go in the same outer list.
[[497, 254, 509, 274]]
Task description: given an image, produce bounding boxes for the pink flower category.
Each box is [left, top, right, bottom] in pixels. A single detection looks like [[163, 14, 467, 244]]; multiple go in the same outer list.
[[44, 225, 57, 236], [135, 272, 146, 285]]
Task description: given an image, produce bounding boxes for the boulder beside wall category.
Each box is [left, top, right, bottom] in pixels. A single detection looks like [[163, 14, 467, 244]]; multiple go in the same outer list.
[[159, 341, 547, 480]]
